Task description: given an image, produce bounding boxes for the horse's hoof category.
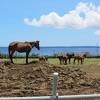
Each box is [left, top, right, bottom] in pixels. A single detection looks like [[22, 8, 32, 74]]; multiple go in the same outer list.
[[26, 62, 28, 64], [10, 61, 14, 64]]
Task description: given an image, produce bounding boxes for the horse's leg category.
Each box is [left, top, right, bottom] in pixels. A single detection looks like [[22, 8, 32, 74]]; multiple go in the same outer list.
[[62, 58, 65, 64], [65, 59, 67, 65], [9, 52, 11, 62], [60, 59, 62, 64], [59, 59, 61, 64], [10, 50, 15, 63], [78, 59, 80, 64], [59, 58, 61, 64], [81, 58, 84, 64], [26, 51, 30, 64], [8, 46, 12, 62], [60, 58, 63, 65], [61, 59, 63, 64], [63, 59, 65, 64], [73, 58, 75, 64], [8, 46, 11, 58], [69, 58, 71, 64], [80, 59, 82, 64], [83, 58, 84, 63]]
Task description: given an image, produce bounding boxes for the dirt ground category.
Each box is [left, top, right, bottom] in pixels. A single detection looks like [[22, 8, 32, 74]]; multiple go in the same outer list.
[[0, 61, 100, 97]]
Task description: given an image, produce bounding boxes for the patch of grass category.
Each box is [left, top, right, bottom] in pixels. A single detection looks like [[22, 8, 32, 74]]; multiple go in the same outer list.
[[13, 58, 38, 64], [1, 58, 100, 65], [48, 58, 59, 65], [48, 58, 100, 65], [83, 58, 100, 65]]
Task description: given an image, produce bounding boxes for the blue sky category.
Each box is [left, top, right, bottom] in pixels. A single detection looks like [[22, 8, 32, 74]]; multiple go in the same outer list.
[[0, 0, 100, 46]]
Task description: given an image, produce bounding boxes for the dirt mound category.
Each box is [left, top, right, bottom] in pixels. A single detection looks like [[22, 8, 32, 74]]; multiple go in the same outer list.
[[0, 62, 100, 96]]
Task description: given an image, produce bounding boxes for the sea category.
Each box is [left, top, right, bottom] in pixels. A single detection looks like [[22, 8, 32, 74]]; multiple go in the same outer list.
[[0, 46, 100, 56]]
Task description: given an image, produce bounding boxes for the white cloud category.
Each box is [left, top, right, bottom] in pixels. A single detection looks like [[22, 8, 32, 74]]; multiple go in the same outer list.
[[24, 2, 100, 34], [95, 30, 100, 35]]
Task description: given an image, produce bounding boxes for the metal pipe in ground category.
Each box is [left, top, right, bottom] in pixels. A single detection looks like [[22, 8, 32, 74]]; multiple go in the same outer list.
[[52, 72, 59, 100]]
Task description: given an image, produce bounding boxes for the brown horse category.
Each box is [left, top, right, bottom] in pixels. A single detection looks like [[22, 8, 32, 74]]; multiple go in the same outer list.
[[66, 53, 74, 64], [8, 41, 40, 64], [73, 53, 86, 64], [39, 56, 48, 62], [57, 55, 68, 65], [58, 53, 74, 65], [58, 55, 64, 64]]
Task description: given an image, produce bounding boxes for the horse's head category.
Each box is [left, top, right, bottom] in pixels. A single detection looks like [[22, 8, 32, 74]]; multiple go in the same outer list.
[[30, 41, 40, 50], [33, 41, 40, 50], [71, 53, 74, 57], [66, 52, 74, 58], [83, 53, 87, 58], [35, 41, 40, 50]]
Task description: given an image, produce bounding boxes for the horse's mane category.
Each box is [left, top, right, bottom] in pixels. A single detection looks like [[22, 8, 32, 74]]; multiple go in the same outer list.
[[24, 41, 29, 43]]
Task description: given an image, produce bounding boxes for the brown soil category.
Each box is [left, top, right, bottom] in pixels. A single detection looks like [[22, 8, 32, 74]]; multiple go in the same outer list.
[[0, 61, 100, 97]]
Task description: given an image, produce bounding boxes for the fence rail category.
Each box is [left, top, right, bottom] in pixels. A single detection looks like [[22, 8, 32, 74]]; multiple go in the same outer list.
[[0, 72, 100, 100], [0, 94, 100, 100]]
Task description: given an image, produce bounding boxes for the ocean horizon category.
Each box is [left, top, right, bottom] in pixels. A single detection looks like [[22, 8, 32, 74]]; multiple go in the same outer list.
[[0, 46, 100, 56]]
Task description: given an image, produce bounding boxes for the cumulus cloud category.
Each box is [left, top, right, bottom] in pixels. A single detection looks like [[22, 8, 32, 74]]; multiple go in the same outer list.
[[95, 30, 100, 35], [24, 2, 100, 34]]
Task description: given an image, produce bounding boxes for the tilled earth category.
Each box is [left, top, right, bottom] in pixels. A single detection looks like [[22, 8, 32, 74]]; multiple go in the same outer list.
[[0, 61, 100, 97]]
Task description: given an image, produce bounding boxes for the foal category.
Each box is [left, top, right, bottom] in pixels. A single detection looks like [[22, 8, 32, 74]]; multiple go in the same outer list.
[[73, 53, 86, 64], [58, 55, 68, 65], [39, 56, 48, 62], [66, 53, 74, 64], [58, 53, 74, 65]]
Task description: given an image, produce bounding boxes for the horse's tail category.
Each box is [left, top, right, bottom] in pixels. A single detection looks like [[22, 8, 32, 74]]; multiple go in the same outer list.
[[8, 45, 11, 57], [8, 42, 17, 57]]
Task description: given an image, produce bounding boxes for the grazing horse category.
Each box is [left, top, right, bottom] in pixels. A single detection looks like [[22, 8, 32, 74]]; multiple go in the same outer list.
[[58, 55, 68, 65], [62, 55, 68, 64], [58, 53, 74, 65], [73, 53, 86, 64], [58, 55, 64, 64], [39, 56, 48, 62], [8, 41, 40, 64], [66, 53, 74, 64]]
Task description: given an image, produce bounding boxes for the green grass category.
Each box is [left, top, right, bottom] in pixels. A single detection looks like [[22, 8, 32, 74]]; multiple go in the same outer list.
[[2, 58, 100, 65], [51, 58, 100, 65], [83, 58, 100, 65]]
